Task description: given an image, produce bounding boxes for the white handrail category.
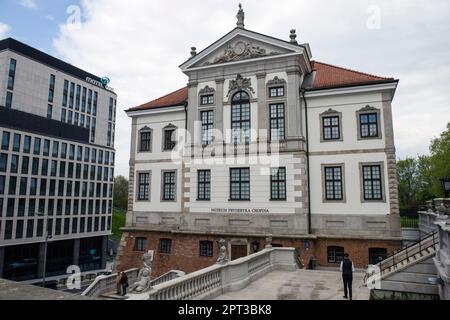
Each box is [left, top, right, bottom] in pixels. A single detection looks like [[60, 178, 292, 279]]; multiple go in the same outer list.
[[146, 247, 297, 300]]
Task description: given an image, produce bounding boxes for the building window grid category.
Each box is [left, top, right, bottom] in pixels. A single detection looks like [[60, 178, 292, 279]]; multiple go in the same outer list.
[[362, 165, 383, 200], [231, 91, 251, 144], [323, 116, 341, 140], [201, 111, 214, 146], [324, 167, 343, 201], [159, 239, 172, 254], [200, 241, 213, 257], [163, 129, 176, 151], [360, 113, 379, 138], [230, 168, 250, 201], [197, 170, 211, 201], [269, 86, 284, 98], [327, 246, 344, 263], [200, 94, 214, 105], [270, 167, 286, 200], [269, 103, 285, 141], [162, 171, 176, 201]]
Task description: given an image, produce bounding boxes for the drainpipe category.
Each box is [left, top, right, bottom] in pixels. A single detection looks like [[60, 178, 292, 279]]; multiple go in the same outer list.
[[300, 88, 312, 235], [183, 101, 188, 131]]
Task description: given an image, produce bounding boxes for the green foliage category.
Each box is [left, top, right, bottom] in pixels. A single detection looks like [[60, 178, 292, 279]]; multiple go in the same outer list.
[[112, 208, 126, 240], [397, 123, 450, 212], [113, 175, 129, 211], [429, 123, 450, 197]]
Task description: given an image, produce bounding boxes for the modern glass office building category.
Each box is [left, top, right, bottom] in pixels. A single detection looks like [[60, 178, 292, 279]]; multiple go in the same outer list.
[[0, 38, 117, 282]]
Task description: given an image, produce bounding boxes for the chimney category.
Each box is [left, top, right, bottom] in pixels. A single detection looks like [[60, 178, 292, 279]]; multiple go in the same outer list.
[[290, 29, 298, 45]]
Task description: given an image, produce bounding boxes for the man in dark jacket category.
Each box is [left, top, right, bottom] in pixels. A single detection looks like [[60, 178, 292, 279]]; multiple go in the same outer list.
[[120, 272, 129, 296], [340, 253, 355, 300]]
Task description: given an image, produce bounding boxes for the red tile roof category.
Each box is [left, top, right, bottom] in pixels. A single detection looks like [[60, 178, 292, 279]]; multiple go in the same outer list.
[[127, 61, 395, 112], [127, 87, 188, 112], [311, 61, 394, 90]]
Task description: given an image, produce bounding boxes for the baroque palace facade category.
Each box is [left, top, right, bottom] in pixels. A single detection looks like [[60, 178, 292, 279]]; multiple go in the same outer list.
[[117, 7, 401, 276]]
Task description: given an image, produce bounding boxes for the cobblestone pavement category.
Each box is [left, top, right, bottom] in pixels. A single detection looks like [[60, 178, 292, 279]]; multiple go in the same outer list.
[[215, 269, 370, 300]]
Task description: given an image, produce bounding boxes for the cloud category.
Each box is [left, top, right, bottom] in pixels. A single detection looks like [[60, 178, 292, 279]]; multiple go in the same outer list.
[[19, 0, 37, 9], [0, 22, 11, 38], [53, 0, 450, 177]]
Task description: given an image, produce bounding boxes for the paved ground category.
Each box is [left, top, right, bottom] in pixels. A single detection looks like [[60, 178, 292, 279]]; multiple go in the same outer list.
[[215, 269, 370, 300]]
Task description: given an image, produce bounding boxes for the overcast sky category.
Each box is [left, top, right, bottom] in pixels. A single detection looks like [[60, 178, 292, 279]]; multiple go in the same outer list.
[[1, 0, 449, 177]]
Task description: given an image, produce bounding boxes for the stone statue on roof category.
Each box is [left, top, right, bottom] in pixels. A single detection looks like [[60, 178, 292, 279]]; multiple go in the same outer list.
[[236, 3, 245, 28]]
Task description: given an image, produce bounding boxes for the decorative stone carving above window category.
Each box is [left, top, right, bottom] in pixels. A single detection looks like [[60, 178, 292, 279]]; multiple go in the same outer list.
[[199, 85, 216, 95], [203, 41, 281, 66], [227, 74, 255, 97], [267, 76, 287, 86], [358, 105, 378, 112], [321, 108, 340, 115]]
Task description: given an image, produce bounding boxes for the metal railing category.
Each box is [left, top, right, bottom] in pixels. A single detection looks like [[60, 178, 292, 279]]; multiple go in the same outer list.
[[401, 216, 419, 229], [376, 230, 438, 276]]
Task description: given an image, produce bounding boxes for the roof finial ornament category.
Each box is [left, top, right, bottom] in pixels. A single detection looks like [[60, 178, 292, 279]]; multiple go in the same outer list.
[[236, 3, 245, 28], [190, 47, 197, 57], [290, 29, 298, 44]]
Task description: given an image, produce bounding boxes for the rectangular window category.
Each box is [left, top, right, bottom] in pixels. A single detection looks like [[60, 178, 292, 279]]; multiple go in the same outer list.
[[93, 91, 98, 116], [50, 160, 57, 176], [269, 86, 284, 98], [61, 108, 66, 122], [108, 98, 114, 121], [32, 158, 39, 175], [231, 103, 251, 144], [230, 168, 250, 201], [61, 143, 67, 159], [11, 155, 18, 173], [87, 89, 92, 113], [30, 178, 37, 195], [327, 246, 344, 263], [8, 176, 16, 195], [201, 110, 214, 145], [7, 59, 16, 90], [324, 166, 343, 201], [13, 134, 21, 152], [5, 91, 13, 108], [34, 137, 41, 155], [26, 220, 34, 238], [19, 177, 27, 195], [21, 156, 29, 174], [323, 116, 340, 141], [41, 159, 48, 176], [140, 131, 152, 152], [271, 167, 286, 200], [163, 129, 176, 151], [2, 131, 10, 150], [69, 82, 75, 109], [48, 74, 56, 102], [197, 170, 211, 201], [18, 199, 25, 216], [135, 237, 147, 252], [0, 153, 7, 172], [15, 220, 24, 239], [200, 241, 213, 257], [7, 198, 15, 216], [0, 175, 4, 194], [200, 94, 214, 105], [269, 103, 285, 141], [81, 87, 86, 112], [68, 110, 73, 124], [23, 136, 31, 153], [62, 80, 69, 107], [362, 165, 383, 200], [47, 104, 53, 119], [75, 85, 81, 110], [4, 220, 13, 240], [52, 141, 59, 157], [77, 146, 83, 161], [43, 139, 50, 156], [360, 113, 379, 138], [159, 239, 172, 254], [40, 179, 47, 196], [69, 144, 75, 160], [162, 171, 176, 201], [84, 147, 89, 162]]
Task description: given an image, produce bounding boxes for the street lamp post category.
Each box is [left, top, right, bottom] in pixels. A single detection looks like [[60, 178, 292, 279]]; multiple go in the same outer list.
[[37, 212, 52, 288], [440, 177, 450, 198]]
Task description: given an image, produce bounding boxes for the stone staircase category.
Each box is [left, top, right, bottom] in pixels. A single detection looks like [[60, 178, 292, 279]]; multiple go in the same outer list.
[[366, 231, 440, 298]]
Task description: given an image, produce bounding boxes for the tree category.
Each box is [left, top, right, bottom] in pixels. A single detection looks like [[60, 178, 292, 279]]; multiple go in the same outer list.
[[113, 176, 129, 211], [397, 158, 418, 211], [429, 123, 450, 197]]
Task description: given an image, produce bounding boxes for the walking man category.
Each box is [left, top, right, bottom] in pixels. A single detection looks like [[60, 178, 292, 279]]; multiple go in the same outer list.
[[120, 272, 129, 296], [340, 253, 355, 300]]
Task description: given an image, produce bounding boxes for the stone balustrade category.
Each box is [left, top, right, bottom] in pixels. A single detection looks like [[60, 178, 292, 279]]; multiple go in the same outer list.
[[433, 219, 450, 300], [81, 268, 139, 297], [146, 247, 297, 300]]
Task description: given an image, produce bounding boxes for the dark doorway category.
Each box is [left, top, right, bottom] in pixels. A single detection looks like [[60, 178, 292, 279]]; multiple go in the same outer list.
[[3, 243, 40, 281], [231, 245, 247, 261]]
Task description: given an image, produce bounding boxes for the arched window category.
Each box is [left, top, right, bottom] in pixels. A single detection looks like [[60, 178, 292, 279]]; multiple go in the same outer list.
[[231, 91, 251, 144]]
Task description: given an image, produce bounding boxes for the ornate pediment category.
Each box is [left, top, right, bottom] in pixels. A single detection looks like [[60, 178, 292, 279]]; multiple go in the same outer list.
[[321, 108, 340, 115], [227, 74, 255, 97], [203, 40, 282, 66], [199, 85, 216, 95], [267, 76, 287, 86], [358, 105, 378, 112]]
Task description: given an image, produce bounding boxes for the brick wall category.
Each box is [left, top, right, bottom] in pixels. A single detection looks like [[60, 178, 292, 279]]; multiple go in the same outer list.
[[116, 231, 401, 277]]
